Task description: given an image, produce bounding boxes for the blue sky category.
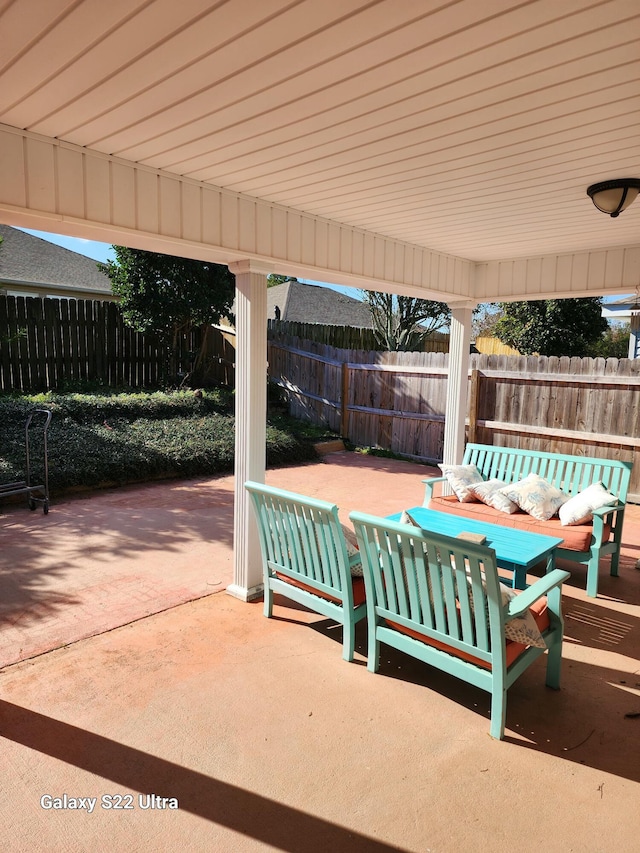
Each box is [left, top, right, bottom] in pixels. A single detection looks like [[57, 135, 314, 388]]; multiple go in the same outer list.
[[21, 229, 116, 263]]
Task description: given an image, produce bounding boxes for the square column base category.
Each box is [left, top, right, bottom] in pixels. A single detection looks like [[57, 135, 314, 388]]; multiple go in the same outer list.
[[226, 583, 264, 603]]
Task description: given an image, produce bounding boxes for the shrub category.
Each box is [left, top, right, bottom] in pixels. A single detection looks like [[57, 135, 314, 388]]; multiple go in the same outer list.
[[0, 390, 319, 494]]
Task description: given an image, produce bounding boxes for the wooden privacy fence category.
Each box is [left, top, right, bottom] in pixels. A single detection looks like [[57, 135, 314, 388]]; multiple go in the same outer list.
[[267, 319, 450, 352], [0, 295, 197, 391], [267, 342, 640, 501]]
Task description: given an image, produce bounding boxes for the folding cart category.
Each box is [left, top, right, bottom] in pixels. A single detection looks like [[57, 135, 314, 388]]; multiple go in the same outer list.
[[1, 409, 51, 514]]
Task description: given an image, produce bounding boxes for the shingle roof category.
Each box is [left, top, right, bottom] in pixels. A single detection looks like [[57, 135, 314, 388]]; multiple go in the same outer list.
[[267, 280, 372, 327], [606, 295, 639, 307], [0, 225, 112, 295]]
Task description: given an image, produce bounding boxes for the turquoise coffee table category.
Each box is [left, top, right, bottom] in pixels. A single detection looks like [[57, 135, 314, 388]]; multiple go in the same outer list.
[[389, 507, 563, 589]]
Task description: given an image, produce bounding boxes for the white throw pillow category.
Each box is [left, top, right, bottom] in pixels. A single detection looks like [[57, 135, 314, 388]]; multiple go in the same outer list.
[[498, 473, 569, 522], [468, 479, 519, 514], [559, 482, 618, 526], [399, 509, 421, 527], [438, 463, 484, 502]]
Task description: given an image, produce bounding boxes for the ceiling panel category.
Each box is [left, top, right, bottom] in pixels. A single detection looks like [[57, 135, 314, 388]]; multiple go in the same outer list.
[[0, 0, 639, 262]]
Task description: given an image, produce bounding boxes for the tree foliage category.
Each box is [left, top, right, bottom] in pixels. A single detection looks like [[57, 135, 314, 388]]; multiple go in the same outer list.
[[362, 291, 450, 351], [99, 247, 235, 384], [587, 323, 630, 359], [267, 274, 297, 287], [472, 303, 503, 339], [493, 298, 608, 357]]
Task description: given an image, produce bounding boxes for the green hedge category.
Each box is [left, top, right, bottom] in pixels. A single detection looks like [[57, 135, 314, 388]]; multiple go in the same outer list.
[[0, 390, 320, 493]]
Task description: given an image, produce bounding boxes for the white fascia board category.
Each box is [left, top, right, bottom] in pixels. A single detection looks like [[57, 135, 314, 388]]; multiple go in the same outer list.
[[475, 248, 640, 303], [0, 124, 473, 302]]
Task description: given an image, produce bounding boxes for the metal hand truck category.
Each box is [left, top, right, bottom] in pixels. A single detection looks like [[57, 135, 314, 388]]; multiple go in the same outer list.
[[0, 409, 52, 514]]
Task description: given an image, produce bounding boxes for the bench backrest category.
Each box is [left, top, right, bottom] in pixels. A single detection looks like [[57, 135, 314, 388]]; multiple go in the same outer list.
[[350, 511, 506, 669], [463, 443, 632, 501], [245, 481, 353, 600]]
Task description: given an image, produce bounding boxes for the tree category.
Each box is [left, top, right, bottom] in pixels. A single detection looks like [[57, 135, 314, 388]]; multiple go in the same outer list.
[[362, 291, 450, 351], [587, 323, 630, 359], [472, 303, 503, 339], [493, 298, 608, 357], [267, 274, 297, 287], [99, 247, 235, 384]]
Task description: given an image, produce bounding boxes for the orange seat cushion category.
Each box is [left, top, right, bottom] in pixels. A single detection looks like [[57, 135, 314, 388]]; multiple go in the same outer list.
[[386, 596, 550, 671], [274, 572, 366, 607], [428, 495, 610, 552]]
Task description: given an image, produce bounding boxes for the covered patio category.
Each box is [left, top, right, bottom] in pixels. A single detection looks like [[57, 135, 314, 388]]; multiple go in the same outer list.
[[2, 452, 640, 850], [1, 2, 639, 847], [1, 0, 639, 601]]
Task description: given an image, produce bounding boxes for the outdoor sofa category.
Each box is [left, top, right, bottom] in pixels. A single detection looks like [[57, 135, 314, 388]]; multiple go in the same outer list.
[[422, 443, 633, 598]]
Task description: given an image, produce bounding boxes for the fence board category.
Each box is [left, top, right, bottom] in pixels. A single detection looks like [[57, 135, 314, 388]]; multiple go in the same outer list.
[[0, 296, 10, 390], [0, 296, 169, 391], [16, 297, 30, 391]]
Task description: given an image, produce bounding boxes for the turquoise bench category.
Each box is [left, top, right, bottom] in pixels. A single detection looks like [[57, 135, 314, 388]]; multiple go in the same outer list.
[[350, 511, 570, 739], [423, 443, 633, 598], [245, 481, 366, 661]]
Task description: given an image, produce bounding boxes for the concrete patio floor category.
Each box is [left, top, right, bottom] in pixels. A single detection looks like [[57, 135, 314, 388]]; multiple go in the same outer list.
[[1, 451, 640, 851]]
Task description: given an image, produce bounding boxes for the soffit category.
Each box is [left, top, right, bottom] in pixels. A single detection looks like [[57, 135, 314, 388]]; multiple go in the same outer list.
[[1, 0, 639, 263]]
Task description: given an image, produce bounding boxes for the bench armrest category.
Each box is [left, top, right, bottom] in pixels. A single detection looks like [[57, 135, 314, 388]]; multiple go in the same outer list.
[[591, 501, 625, 518], [506, 569, 571, 617], [591, 501, 626, 542], [422, 476, 447, 504]]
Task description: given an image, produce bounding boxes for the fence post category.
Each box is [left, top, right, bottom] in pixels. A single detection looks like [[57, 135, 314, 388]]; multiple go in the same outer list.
[[341, 361, 350, 440], [468, 368, 480, 443]]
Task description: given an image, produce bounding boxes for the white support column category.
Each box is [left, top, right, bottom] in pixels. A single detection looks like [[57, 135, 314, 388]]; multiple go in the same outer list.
[[443, 301, 475, 466], [227, 260, 270, 601]]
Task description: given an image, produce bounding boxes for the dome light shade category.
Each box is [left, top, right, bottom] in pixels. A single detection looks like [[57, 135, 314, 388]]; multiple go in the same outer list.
[[587, 179, 640, 217]]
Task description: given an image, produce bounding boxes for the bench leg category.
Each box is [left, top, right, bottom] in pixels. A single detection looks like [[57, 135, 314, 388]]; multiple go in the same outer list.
[[545, 641, 562, 690], [342, 618, 356, 662], [367, 631, 380, 673], [610, 549, 621, 577], [263, 580, 274, 618], [489, 686, 507, 740], [585, 554, 600, 598]]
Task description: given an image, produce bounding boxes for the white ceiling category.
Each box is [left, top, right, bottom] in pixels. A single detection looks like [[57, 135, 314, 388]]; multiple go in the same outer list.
[[1, 0, 639, 263]]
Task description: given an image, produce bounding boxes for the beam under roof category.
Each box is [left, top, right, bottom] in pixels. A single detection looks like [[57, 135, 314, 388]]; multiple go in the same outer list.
[[2, 125, 639, 304]]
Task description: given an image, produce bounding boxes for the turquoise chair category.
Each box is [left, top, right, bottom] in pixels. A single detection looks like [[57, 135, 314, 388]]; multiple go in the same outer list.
[[350, 511, 570, 739], [245, 482, 366, 661]]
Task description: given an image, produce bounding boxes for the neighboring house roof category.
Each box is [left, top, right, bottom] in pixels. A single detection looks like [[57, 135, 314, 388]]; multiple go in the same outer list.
[[267, 280, 372, 327], [0, 225, 115, 300], [601, 295, 640, 320]]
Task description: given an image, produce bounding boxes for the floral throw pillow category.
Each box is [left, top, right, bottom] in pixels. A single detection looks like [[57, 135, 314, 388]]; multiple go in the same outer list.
[[499, 584, 547, 648], [468, 479, 518, 514], [466, 576, 546, 649], [498, 473, 569, 521], [558, 482, 618, 526], [438, 463, 484, 502], [340, 523, 364, 576]]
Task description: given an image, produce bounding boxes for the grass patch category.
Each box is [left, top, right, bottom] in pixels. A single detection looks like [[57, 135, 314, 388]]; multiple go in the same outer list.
[[0, 390, 326, 494]]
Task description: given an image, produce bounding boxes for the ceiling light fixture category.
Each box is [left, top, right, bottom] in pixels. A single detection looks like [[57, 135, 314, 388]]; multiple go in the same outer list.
[[586, 178, 640, 217]]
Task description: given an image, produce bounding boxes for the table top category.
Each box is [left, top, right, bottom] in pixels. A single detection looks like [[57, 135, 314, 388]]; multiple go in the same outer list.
[[389, 507, 563, 569]]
